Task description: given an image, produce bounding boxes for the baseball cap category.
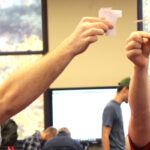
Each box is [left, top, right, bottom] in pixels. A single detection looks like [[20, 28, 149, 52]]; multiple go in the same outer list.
[[118, 77, 130, 88]]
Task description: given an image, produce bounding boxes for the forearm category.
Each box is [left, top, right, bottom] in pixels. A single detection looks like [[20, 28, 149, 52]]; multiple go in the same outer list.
[[129, 64, 150, 146], [129, 65, 150, 117], [102, 137, 110, 150], [126, 31, 150, 147], [0, 38, 74, 124]]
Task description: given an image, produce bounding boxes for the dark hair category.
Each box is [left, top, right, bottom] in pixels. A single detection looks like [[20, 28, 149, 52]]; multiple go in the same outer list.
[[117, 86, 129, 93], [1, 119, 18, 146], [117, 86, 124, 92]]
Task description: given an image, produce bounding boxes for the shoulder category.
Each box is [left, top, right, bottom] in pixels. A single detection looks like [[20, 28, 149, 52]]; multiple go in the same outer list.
[[104, 101, 116, 112], [106, 100, 116, 107], [73, 140, 82, 148]]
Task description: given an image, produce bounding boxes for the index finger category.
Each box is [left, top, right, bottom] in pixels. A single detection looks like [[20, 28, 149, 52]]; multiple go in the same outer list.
[[81, 17, 113, 29], [100, 19, 114, 29], [126, 31, 150, 44]]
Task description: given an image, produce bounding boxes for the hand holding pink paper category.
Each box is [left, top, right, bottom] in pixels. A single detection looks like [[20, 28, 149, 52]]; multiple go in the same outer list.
[[98, 8, 122, 36]]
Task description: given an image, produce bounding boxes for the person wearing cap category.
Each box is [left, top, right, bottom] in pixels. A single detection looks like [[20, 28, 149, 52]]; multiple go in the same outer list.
[[125, 31, 150, 150], [102, 77, 130, 150]]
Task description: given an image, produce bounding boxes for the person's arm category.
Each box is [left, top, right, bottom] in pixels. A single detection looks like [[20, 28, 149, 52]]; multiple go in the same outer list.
[[126, 31, 150, 147], [0, 17, 113, 124], [102, 126, 111, 150], [102, 105, 114, 150]]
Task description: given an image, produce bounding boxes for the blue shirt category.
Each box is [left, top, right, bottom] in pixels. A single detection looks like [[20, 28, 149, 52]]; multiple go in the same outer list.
[[102, 100, 125, 150], [43, 131, 83, 150]]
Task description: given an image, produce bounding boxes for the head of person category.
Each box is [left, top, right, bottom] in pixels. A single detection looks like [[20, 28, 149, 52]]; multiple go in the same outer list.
[[1, 119, 18, 146], [41, 126, 57, 141], [57, 127, 71, 137], [117, 77, 130, 103]]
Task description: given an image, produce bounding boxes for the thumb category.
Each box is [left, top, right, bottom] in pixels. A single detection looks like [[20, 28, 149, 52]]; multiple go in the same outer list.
[[143, 38, 149, 44]]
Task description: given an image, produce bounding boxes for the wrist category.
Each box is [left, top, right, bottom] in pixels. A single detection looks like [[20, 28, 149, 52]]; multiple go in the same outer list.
[[60, 37, 78, 58], [54, 37, 76, 60], [134, 58, 149, 72], [134, 64, 149, 75]]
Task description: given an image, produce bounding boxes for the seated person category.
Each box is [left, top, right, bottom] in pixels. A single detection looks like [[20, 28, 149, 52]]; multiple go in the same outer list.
[[23, 126, 57, 150], [43, 127, 83, 150]]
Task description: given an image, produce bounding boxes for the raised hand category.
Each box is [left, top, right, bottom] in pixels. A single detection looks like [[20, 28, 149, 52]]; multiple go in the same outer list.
[[126, 31, 150, 68], [65, 17, 113, 56]]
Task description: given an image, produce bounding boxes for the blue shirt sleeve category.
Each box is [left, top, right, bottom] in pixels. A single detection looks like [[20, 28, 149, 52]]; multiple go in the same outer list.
[[102, 105, 116, 128]]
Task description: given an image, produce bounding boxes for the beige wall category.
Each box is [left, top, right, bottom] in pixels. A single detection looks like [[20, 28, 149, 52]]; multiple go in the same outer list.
[[47, 0, 137, 88]]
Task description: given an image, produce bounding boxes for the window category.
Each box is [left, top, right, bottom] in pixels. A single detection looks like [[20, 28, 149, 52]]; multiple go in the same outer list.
[[0, 0, 48, 55], [138, 0, 150, 32], [12, 94, 44, 139], [0, 54, 44, 139], [142, 0, 150, 32], [0, 0, 48, 139], [138, 0, 150, 77]]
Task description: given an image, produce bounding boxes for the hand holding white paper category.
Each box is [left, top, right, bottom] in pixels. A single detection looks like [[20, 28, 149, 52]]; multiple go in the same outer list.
[[98, 8, 122, 36]]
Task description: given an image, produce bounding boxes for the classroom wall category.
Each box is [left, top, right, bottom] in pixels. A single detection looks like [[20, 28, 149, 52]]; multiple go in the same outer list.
[[47, 0, 137, 88]]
